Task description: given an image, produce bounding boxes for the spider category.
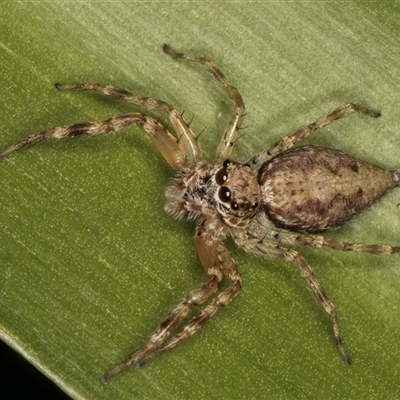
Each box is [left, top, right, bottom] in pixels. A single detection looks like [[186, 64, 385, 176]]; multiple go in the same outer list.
[[1, 44, 400, 383]]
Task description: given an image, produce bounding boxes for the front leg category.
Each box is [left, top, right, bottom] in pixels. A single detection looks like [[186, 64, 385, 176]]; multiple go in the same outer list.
[[102, 272, 222, 382], [102, 219, 233, 382], [55, 82, 202, 162], [0, 112, 187, 170], [156, 219, 243, 355]]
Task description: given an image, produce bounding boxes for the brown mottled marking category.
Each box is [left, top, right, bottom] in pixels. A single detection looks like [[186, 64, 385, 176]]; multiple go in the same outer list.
[[259, 146, 396, 232]]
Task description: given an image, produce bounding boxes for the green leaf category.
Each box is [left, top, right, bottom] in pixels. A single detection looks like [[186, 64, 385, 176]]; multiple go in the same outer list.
[[1, 2, 400, 399]]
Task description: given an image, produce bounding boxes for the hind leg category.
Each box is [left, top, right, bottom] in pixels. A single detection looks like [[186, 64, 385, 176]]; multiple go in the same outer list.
[[247, 103, 380, 167]]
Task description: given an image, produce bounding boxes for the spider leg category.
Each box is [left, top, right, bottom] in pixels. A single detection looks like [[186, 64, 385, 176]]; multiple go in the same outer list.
[[0, 113, 186, 170], [245, 239, 351, 365], [156, 224, 242, 356], [55, 82, 201, 162], [248, 219, 400, 255], [102, 219, 235, 382], [283, 231, 400, 255], [101, 274, 222, 383], [248, 103, 381, 168], [163, 44, 245, 161]]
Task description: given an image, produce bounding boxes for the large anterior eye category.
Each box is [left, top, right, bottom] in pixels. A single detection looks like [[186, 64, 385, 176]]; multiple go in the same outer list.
[[218, 186, 231, 202], [215, 168, 227, 185]]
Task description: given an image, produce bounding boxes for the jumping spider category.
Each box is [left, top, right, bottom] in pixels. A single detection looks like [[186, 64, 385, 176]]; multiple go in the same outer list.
[[2, 44, 400, 382]]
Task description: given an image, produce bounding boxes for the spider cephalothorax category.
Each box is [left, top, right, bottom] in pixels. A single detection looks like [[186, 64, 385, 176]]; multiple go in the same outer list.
[[213, 160, 261, 228], [2, 44, 399, 383], [166, 158, 260, 228]]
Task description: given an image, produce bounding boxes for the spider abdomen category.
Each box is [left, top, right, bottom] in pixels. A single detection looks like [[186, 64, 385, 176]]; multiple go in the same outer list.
[[258, 145, 398, 232]]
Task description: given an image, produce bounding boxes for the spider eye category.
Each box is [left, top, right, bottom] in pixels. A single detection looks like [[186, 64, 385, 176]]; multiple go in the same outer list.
[[231, 201, 239, 210], [218, 186, 231, 202], [223, 159, 230, 168], [215, 168, 228, 185]]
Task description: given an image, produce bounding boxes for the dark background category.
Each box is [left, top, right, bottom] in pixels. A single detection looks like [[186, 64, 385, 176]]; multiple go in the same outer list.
[[1, 340, 70, 399]]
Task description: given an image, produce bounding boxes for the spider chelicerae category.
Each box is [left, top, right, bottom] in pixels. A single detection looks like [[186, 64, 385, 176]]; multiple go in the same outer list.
[[2, 45, 400, 382]]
